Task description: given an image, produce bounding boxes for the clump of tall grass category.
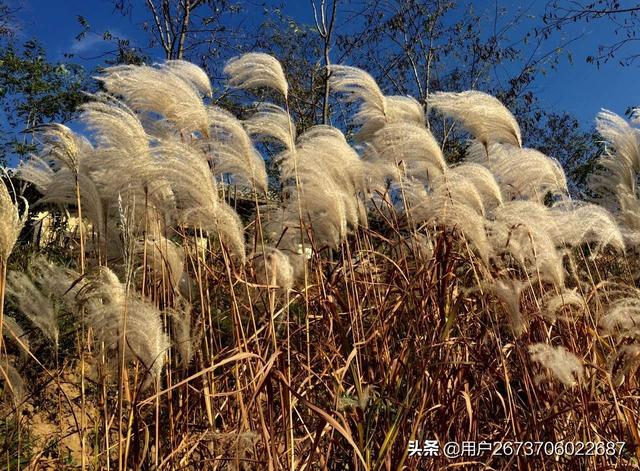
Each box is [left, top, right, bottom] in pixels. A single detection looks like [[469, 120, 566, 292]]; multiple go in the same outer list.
[[1, 53, 640, 469]]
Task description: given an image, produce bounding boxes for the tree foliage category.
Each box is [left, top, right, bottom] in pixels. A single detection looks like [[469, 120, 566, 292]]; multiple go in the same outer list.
[[0, 41, 87, 164]]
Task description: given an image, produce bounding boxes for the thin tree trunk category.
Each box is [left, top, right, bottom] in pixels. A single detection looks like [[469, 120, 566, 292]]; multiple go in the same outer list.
[[176, 0, 192, 60], [314, 0, 338, 125]]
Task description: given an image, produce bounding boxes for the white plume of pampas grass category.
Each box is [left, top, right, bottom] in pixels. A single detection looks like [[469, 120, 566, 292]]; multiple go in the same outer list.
[[251, 246, 294, 291], [204, 106, 268, 192], [429, 90, 522, 147], [160, 60, 212, 97], [97, 63, 210, 135], [224, 53, 289, 98], [243, 103, 296, 151], [371, 122, 446, 183], [529, 343, 584, 387], [6, 270, 59, 345], [0, 178, 27, 260], [76, 267, 169, 384], [467, 142, 567, 202], [329, 64, 426, 142]]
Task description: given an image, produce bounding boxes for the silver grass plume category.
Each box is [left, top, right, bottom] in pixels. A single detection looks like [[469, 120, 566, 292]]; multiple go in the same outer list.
[[29, 256, 82, 303], [482, 278, 527, 335], [448, 163, 503, 211], [542, 289, 587, 321], [274, 126, 368, 248], [19, 161, 106, 235], [549, 200, 625, 254], [429, 90, 522, 148], [370, 122, 446, 183], [279, 178, 349, 249], [76, 266, 169, 383], [429, 170, 487, 215], [588, 110, 640, 245], [243, 103, 296, 151], [251, 246, 294, 291], [204, 106, 268, 192], [160, 60, 212, 97], [31, 123, 93, 173], [209, 203, 246, 262], [488, 201, 565, 286], [329, 66, 425, 141], [135, 236, 185, 291], [15, 155, 53, 190], [488, 199, 623, 264], [467, 142, 567, 202], [19, 125, 106, 233], [156, 138, 246, 261], [410, 232, 435, 260], [403, 177, 492, 263], [2, 316, 30, 354], [608, 344, 640, 387], [0, 359, 25, 408], [0, 177, 28, 260], [354, 95, 425, 143], [81, 95, 175, 233], [596, 109, 640, 176], [615, 187, 640, 242], [81, 95, 150, 161], [588, 112, 638, 205], [224, 53, 289, 98], [80, 95, 165, 191], [294, 125, 369, 203], [97, 62, 210, 135], [5, 270, 59, 345], [599, 297, 640, 340], [329, 65, 385, 114], [167, 301, 193, 368], [528, 343, 584, 388]]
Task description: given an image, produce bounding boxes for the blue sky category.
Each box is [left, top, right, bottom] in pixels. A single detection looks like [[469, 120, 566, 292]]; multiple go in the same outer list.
[[7, 0, 639, 128]]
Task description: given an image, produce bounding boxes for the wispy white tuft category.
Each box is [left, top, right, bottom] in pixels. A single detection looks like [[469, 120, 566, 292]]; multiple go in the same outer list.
[[204, 106, 268, 192], [97, 63, 210, 135], [550, 200, 625, 254], [599, 297, 640, 340], [329, 65, 385, 114], [224, 53, 288, 98], [167, 301, 193, 368], [429, 90, 522, 147], [0, 360, 25, 407], [76, 267, 169, 383], [403, 178, 492, 263], [542, 289, 587, 321], [6, 270, 58, 345], [251, 246, 294, 291], [0, 178, 27, 260], [482, 278, 527, 335], [370, 122, 446, 182], [488, 201, 565, 286], [160, 60, 212, 97], [467, 142, 567, 202], [528, 343, 584, 387], [448, 163, 503, 211], [156, 138, 246, 261], [329, 65, 426, 141], [243, 103, 296, 151]]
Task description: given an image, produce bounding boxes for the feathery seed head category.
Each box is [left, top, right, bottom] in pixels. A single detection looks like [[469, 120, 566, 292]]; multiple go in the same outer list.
[[0, 178, 28, 260], [429, 90, 522, 147], [529, 343, 584, 387], [224, 53, 289, 98]]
